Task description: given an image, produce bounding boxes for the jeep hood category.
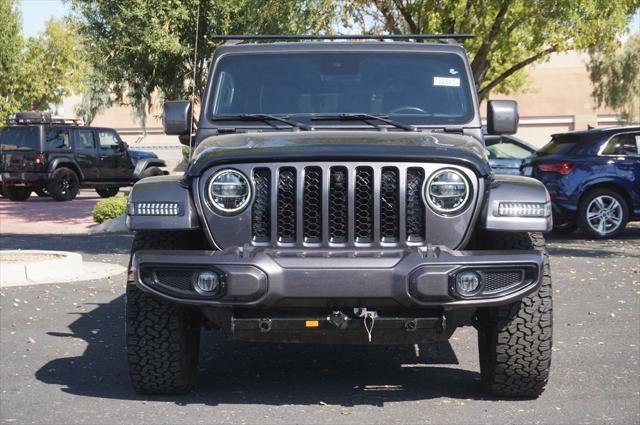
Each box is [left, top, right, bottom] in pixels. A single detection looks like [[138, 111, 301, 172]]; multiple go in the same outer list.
[[187, 131, 491, 177]]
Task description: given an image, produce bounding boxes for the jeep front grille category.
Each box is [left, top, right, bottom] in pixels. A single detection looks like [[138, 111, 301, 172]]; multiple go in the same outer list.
[[250, 164, 430, 247]]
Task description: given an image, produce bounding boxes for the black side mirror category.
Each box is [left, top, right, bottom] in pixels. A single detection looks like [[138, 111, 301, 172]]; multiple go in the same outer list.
[[163, 101, 192, 135], [120, 141, 129, 151], [487, 100, 518, 135]]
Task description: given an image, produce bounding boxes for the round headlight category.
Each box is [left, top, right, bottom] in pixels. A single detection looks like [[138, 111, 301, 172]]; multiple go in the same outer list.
[[425, 169, 469, 214], [207, 169, 251, 214]]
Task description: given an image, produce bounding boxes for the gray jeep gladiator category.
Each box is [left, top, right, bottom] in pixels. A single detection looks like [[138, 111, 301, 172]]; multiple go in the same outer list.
[[125, 36, 553, 398]]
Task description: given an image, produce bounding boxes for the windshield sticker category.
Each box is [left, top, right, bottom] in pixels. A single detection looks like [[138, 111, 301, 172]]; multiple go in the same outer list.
[[433, 76, 460, 87], [636, 135, 640, 152]]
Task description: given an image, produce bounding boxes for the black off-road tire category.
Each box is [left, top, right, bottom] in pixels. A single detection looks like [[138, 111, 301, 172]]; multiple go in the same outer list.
[[96, 187, 119, 198], [476, 232, 552, 398], [3, 185, 31, 201], [139, 166, 164, 179], [126, 231, 204, 395], [48, 167, 80, 201]]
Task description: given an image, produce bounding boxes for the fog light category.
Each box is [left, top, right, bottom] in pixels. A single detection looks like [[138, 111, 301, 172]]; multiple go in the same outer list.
[[455, 271, 481, 296], [194, 271, 221, 295]]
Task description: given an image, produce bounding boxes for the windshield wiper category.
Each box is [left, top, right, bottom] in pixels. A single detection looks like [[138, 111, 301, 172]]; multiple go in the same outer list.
[[212, 114, 313, 131], [311, 113, 417, 132]]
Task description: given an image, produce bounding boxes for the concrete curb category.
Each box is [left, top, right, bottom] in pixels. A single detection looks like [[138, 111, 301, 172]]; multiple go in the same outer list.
[[89, 215, 130, 235], [0, 250, 126, 287], [1, 251, 82, 285]]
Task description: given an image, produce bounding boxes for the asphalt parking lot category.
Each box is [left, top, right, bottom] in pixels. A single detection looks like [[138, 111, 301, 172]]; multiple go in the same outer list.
[[0, 226, 639, 424]]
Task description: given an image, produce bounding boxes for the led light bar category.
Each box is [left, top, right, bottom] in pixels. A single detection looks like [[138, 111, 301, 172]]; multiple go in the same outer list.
[[129, 202, 182, 216], [497, 202, 550, 217]]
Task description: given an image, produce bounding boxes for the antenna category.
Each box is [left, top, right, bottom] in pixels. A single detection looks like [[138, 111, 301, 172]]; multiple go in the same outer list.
[[188, 0, 201, 160]]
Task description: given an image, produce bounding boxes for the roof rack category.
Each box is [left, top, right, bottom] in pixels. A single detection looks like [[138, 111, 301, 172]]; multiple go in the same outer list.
[[210, 34, 474, 43], [6, 112, 83, 126]]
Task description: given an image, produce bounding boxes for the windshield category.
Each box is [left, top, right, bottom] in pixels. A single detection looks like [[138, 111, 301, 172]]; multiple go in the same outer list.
[[208, 52, 474, 125], [0, 127, 39, 150]]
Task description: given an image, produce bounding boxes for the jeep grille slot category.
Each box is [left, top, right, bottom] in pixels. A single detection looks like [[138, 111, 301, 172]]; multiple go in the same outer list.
[[277, 167, 297, 243], [252, 168, 271, 242], [328, 167, 349, 243], [354, 167, 374, 243], [303, 167, 322, 243], [406, 168, 426, 242], [380, 167, 400, 242]]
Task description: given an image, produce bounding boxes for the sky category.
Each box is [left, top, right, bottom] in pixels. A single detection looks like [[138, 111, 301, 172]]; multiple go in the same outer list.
[[19, 0, 71, 38], [17, 0, 640, 39]]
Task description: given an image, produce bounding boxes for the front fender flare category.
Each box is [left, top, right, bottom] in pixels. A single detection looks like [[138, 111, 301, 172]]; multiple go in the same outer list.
[[133, 158, 167, 180], [481, 175, 552, 232], [126, 175, 199, 231], [48, 158, 85, 180]]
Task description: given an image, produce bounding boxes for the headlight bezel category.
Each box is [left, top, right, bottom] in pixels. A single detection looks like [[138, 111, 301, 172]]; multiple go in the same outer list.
[[424, 168, 471, 216], [206, 168, 252, 215]]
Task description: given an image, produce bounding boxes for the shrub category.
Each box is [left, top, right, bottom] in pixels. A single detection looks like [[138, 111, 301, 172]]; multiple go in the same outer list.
[[92, 196, 128, 224], [182, 145, 190, 162]]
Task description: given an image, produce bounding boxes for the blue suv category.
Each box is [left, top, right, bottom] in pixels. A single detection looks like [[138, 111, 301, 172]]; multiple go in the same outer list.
[[523, 126, 640, 238]]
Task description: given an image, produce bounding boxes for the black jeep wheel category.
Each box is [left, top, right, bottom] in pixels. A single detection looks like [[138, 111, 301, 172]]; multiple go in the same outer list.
[[48, 167, 80, 201], [3, 186, 31, 201], [96, 187, 119, 198], [126, 231, 205, 395], [476, 232, 552, 398], [139, 166, 164, 179]]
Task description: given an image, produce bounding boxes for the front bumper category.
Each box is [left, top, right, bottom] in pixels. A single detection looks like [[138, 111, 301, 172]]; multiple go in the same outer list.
[[0, 171, 50, 186], [132, 246, 543, 310]]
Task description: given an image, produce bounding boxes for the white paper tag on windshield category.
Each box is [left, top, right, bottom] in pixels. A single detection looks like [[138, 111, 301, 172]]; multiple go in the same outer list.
[[433, 76, 460, 87], [635, 135, 640, 152]]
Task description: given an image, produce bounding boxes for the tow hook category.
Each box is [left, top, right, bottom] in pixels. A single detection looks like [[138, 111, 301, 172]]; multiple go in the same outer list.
[[327, 311, 349, 329], [354, 308, 378, 343]]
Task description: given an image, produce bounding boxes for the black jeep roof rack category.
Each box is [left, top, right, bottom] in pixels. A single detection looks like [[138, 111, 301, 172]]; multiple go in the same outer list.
[[210, 34, 474, 43]]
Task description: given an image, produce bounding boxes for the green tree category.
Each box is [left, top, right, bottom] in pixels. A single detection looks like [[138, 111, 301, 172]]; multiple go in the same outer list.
[[0, 0, 24, 124], [17, 20, 85, 111], [71, 0, 337, 128], [342, 0, 638, 99], [0, 1, 85, 125], [588, 34, 640, 123]]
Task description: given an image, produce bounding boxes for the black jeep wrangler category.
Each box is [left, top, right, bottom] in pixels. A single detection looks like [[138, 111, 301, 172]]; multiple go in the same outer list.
[[126, 36, 553, 398], [0, 112, 167, 201]]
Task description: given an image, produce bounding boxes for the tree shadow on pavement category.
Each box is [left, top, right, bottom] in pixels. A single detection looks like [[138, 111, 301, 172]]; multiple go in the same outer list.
[[35, 294, 493, 406]]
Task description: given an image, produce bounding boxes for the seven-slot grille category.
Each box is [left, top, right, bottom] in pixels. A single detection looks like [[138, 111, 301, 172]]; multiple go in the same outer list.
[[251, 165, 428, 247]]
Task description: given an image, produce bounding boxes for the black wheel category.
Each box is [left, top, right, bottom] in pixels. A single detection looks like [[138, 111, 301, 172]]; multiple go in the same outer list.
[[35, 187, 50, 197], [552, 220, 577, 234], [139, 166, 164, 179], [96, 187, 119, 198], [126, 231, 205, 395], [577, 188, 628, 238], [48, 167, 80, 201], [3, 186, 31, 201], [476, 232, 552, 398]]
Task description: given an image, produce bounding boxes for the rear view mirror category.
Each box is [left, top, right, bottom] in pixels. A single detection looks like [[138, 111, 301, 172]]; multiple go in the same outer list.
[[487, 100, 518, 135], [163, 101, 192, 136]]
